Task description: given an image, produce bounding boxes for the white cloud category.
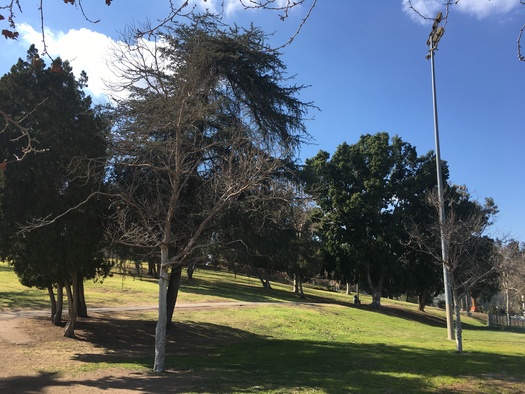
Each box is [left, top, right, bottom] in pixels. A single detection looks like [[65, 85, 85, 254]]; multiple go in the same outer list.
[[180, 0, 242, 17], [17, 24, 184, 104], [456, 0, 518, 19], [12, 1, 302, 100], [187, 0, 297, 18], [402, 0, 443, 24], [402, 0, 521, 23], [18, 23, 116, 101]]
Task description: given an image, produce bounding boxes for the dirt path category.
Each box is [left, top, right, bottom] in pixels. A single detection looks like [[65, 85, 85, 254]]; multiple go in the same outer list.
[[0, 301, 290, 320], [0, 301, 306, 393]]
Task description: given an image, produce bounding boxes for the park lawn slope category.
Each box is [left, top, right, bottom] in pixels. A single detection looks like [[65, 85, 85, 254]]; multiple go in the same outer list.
[[1, 261, 524, 393]]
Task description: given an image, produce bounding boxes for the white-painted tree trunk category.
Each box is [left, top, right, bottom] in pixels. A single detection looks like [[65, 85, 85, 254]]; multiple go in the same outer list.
[[293, 273, 299, 294], [154, 244, 170, 373], [506, 287, 511, 326], [454, 293, 463, 353]]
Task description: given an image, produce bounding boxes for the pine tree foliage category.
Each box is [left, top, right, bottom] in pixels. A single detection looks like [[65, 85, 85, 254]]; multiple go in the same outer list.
[[0, 46, 111, 336]]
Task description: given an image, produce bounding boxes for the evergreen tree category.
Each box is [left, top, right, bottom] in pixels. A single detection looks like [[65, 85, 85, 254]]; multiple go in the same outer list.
[[304, 133, 438, 307], [0, 46, 110, 337]]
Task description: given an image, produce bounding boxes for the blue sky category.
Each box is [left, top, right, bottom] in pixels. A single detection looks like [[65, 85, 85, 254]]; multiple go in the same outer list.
[[1, 0, 524, 241]]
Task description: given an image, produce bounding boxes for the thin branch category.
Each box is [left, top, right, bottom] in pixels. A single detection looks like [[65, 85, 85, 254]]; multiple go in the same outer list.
[[0, 98, 49, 166], [275, 0, 317, 49], [16, 192, 97, 234], [77, 0, 101, 24], [518, 23, 525, 61]]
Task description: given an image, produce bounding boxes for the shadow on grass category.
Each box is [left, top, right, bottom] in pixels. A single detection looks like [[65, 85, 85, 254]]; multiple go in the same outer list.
[[1, 315, 523, 393], [0, 290, 50, 310], [181, 275, 302, 303]]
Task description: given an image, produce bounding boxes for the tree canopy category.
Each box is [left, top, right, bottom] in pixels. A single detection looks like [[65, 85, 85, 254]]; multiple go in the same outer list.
[[304, 132, 441, 307], [0, 45, 110, 336], [106, 17, 312, 372]]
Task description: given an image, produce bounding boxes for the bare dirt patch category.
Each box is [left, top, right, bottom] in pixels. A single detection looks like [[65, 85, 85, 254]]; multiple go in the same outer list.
[[0, 311, 235, 393]]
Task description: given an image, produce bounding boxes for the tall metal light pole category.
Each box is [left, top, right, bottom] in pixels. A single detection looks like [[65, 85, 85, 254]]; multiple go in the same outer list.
[[427, 12, 455, 341]]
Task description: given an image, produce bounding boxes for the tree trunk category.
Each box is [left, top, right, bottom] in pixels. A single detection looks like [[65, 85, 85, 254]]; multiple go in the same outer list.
[[64, 275, 78, 338], [454, 292, 463, 353], [147, 261, 157, 277], [506, 287, 511, 326], [293, 273, 305, 298], [366, 265, 382, 308], [154, 244, 169, 373], [258, 269, 272, 290], [187, 263, 195, 279], [53, 284, 64, 326], [465, 292, 472, 317], [370, 289, 382, 308], [417, 290, 429, 312], [76, 274, 88, 318], [47, 285, 57, 323], [346, 282, 351, 295], [470, 293, 478, 313], [264, 270, 272, 290], [166, 265, 182, 327]]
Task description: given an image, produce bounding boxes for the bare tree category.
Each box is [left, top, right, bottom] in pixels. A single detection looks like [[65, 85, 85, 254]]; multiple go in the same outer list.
[[107, 18, 311, 372], [496, 240, 525, 324], [406, 186, 499, 353]]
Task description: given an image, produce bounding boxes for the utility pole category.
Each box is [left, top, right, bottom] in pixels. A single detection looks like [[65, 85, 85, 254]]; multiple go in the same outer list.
[[427, 12, 455, 341]]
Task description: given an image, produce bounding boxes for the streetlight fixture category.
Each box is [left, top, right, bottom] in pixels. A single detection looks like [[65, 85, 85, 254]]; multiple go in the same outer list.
[[427, 11, 455, 341]]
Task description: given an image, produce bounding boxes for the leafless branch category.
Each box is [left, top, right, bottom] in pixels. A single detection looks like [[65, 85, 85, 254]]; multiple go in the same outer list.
[[0, 98, 49, 167], [135, 0, 196, 39], [276, 0, 317, 48], [406, 186, 499, 296], [518, 23, 525, 61], [409, 0, 525, 62], [16, 192, 96, 234], [406, 0, 454, 25]]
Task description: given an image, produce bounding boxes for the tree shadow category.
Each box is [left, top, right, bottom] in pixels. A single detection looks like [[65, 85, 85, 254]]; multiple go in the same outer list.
[[2, 314, 523, 393], [181, 276, 303, 303], [372, 304, 448, 328], [0, 290, 50, 310], [71, 315, 265, 364]]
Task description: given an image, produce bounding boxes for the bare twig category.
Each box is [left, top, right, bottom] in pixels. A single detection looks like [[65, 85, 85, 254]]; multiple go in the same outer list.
[[408, 0, 525, 62], [16, 192, 96, 234], [0, 98, 49, 166], [518, 23, 525, 61], [276, 0, 317, 49]]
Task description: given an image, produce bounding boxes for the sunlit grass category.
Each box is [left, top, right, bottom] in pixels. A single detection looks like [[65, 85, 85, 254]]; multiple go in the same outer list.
[[2, 261, 525, 392], [162, 304, 525, 393], [0, 262, 50, 309]]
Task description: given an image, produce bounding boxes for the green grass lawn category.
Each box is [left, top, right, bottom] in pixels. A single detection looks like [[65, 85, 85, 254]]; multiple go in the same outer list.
[[164, 306, 523, 393], [1, 261, 524, 393]]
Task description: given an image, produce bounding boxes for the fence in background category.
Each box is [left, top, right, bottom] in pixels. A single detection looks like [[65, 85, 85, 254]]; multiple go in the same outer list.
[[488, 313, 525, 329]]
